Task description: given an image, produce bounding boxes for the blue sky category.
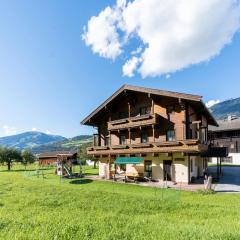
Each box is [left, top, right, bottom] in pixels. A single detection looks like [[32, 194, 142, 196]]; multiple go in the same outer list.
[[0, 0, 240, 138]]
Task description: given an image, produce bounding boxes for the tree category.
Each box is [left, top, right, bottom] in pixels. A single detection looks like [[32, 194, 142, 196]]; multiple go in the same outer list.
[[21, 150, 36, 169], [0, 147, 22, 171], [78, 142, 98, 169]]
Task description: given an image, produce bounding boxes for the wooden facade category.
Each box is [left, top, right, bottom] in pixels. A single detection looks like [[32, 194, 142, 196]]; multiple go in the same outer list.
[[81, 85, 217, 183], [38, 151, 77, 166]]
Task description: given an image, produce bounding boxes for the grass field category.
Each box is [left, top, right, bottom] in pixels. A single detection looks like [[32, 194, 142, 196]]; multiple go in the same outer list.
[[1, 164, 240, 240]]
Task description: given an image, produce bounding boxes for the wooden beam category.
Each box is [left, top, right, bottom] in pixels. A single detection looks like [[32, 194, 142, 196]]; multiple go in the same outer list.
[[152, 99, 154, 114], [128, 102, 131, 118], [152, 125, 155, 142], [109, 130, 111, 146], [128, 128, 131, 144]]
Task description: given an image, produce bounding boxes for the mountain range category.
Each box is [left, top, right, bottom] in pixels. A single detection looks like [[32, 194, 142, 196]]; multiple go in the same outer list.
[[0, 97, 239, 153], [209, 97, 240, 120], [30, 135, 92, 154], [0, 131, 92, 154], [0, 131, 66, 150]]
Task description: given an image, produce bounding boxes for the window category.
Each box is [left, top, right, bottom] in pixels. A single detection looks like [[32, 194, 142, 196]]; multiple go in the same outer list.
[[104, 136, 110, 146], [166, 130, 175, 141], [119, 135, 126, 145], [144, 160, 152, 172], [167, 105, 175, 114], [230, 143, 235, 149], [140, 106, 151, 115], [141, 132, 148, 143]]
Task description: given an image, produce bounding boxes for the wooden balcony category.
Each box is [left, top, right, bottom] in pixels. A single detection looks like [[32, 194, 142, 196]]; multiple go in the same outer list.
[[108, 114, 158, 131], [87, 139, 208, 156]]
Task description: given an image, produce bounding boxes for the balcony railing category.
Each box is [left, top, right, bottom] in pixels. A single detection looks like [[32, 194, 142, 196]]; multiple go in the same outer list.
[[87, 139, 208, 155], [108, 113, 157, 131]]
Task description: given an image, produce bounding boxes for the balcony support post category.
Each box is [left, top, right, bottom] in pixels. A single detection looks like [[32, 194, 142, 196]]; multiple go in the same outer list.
[[152, 125, 155, 142], [128, 102, 131, 118], [109, 130, 111, 146], [128, 128, 131, 144], [152, 99, 154, 115], [98, 126, 101, 146]]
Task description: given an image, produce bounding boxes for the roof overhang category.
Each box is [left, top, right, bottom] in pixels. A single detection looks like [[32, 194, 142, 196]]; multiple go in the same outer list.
[[81, 84, 205, 126]]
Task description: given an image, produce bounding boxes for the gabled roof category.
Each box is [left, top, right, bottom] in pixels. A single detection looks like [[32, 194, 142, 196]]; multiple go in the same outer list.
[[209, 118, 240, 132], [81, 84, 217, 126]]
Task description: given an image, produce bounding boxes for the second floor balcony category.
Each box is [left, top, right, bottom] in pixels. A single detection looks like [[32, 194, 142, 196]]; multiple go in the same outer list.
[[87, 139, 208, 155], [108, 113, 158, 131]]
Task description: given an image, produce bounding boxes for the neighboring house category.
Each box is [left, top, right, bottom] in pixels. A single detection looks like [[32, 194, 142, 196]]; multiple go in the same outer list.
[[209, 115, 240, 164], [37, 151, 77, 166], [81, 85, 220, 183]]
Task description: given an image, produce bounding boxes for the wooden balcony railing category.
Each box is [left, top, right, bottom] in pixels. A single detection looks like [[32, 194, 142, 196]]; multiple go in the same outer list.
[[108, 114, 157, 131], [87, 139, 208, 155]]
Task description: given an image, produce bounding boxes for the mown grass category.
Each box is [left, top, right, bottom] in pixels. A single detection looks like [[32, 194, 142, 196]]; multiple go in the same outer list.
[[0, 164, 240, 240]]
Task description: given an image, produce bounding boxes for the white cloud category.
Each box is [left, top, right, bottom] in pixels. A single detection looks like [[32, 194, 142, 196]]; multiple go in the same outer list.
[[45, 130, 51, 135], [122, 56, 141, 77], [2, 125, 17, 136], [206, 99, 221, 108], [31, 127, 38, 131], [82, 0, 126, 60], [83, 0, 240, 78]]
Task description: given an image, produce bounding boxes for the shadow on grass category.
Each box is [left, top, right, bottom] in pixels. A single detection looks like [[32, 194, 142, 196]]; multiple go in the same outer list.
[[0, 168, 53, 173], [215, 190, 240, 193], [69, 179, 93, 185], [84, 173, 98, 176]]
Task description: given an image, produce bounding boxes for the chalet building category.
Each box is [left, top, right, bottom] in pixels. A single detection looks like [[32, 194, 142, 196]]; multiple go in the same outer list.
[[81, 85, 219, 183], [209, 116, 240, 164], [37, 151, 77, 166]]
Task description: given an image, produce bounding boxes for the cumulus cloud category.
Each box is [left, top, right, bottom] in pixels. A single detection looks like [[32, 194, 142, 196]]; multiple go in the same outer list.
[[122, 56, 141, 77], [31, 127, 38, 131], [206, 99, 221, 108], [83, 0, 240, 78], [2, 125, 17, 136], [82, 0, 126, 59]]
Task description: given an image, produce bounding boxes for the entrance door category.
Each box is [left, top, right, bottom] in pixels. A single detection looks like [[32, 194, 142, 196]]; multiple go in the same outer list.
[[163, 160, 172, 181]]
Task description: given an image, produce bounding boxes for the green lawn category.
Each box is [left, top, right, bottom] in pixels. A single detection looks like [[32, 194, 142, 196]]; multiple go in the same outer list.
[[0, 164, 240, 239]]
